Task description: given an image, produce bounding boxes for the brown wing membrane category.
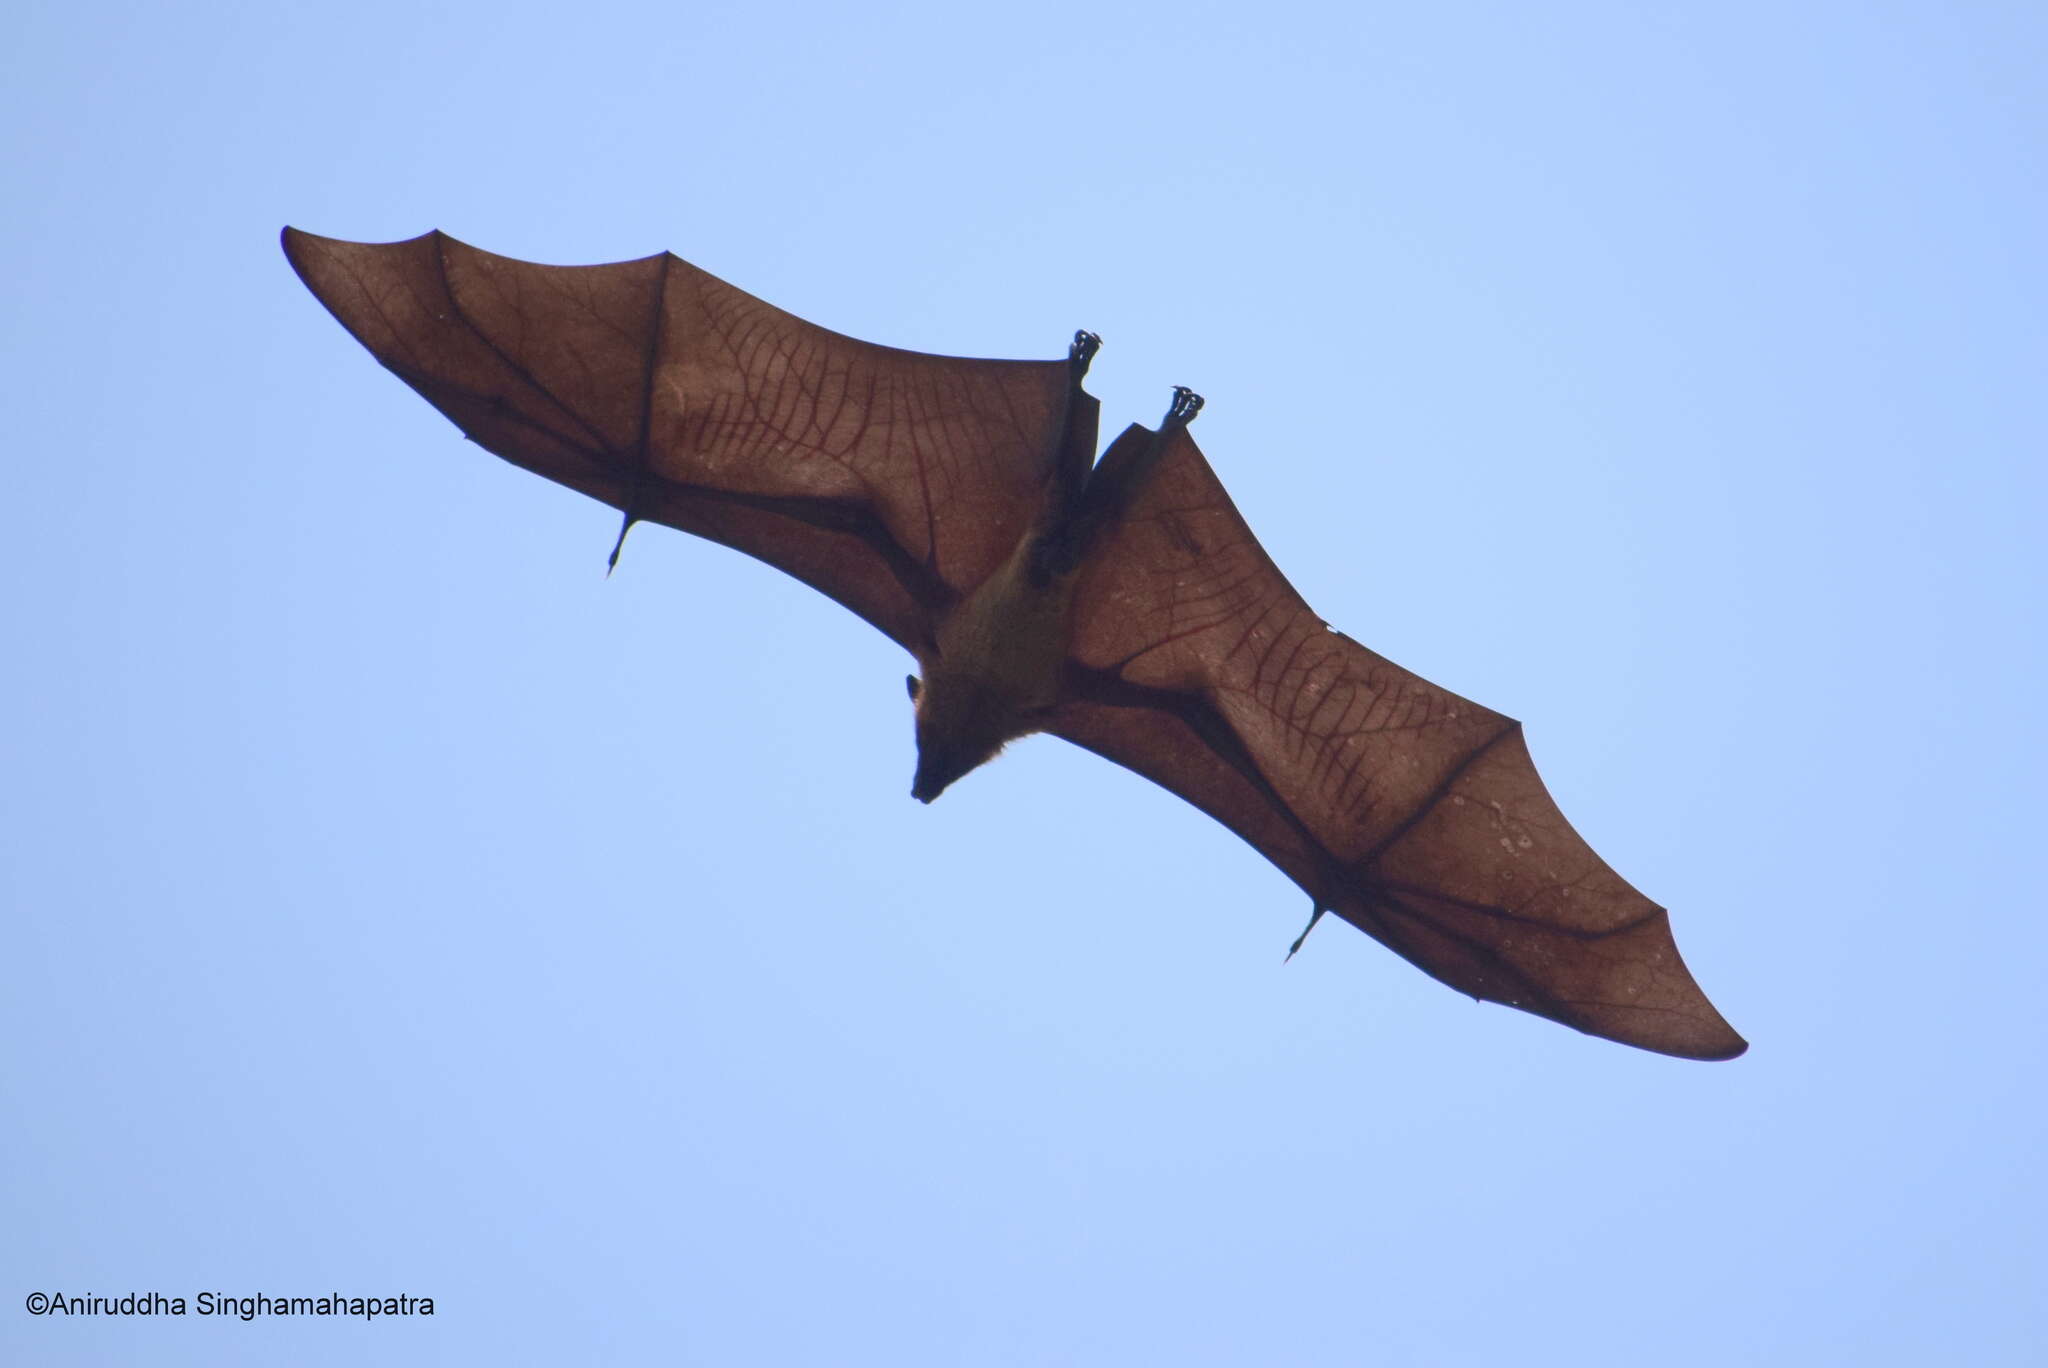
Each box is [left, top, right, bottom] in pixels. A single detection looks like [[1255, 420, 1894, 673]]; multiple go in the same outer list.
[[282, 228, 1079, 649], [1052, 425, 1744, 1059]]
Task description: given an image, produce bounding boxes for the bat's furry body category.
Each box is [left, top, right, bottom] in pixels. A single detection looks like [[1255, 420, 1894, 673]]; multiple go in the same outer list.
[[913, 388, 1189, 803], [913, 532, 1077, 801]]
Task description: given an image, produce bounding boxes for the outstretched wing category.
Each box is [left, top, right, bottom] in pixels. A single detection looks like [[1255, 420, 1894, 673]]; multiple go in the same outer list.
[[283, 228, 1085, 650], [1049, 425, 1744, 1059]]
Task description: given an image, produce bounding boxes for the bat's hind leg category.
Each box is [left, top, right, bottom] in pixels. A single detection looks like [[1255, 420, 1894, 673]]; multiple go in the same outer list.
[[1053, 329, 1104, 500], [1032, 382, 1203, 580], [1079, 385, 1203, 532], [1122, 385, 1206, 481]]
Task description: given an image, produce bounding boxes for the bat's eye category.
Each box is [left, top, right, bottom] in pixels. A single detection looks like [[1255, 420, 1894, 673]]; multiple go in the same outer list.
[[906, 674, 922, 702]]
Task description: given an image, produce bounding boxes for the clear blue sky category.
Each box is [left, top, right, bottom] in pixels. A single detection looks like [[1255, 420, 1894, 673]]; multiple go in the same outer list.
[[6, 2, 2043, 1363]]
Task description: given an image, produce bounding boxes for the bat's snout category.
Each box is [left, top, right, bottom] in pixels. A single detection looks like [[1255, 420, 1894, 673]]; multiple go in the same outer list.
[[910, 718, 1005, 806], [910, 758, 961, 805]]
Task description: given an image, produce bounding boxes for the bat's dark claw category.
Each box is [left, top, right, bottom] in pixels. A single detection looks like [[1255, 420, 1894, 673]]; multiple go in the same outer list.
[[1284, 902, 1326, 962], [1069, 330, 1101, 374], [606, 511, 637, 577], [1163, 386, 1205, 430]]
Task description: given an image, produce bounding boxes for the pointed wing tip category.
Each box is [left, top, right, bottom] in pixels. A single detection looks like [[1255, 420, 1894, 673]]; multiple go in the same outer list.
[[279, 224, 315, 273], [1589, 1009, 1747, 1062], [280, 225, 451, 264], [1665, 1026, 1749, 1062], [1694, 1018, 1749, 1061], [280, 229, 678, 281], [282, 225, 417, 280]]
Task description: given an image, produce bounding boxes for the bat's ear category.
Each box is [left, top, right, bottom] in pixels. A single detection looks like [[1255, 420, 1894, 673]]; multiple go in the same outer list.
[[905, 674, 922, 703]]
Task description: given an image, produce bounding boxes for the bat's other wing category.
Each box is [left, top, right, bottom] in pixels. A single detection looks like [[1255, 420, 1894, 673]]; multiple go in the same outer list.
[[284, 229, 1083, 649], [1049, 425, 1745, 1060]]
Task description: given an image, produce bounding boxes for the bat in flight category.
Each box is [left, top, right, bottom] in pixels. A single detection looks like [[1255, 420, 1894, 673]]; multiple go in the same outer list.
[[283, 227, 1745, 1061]]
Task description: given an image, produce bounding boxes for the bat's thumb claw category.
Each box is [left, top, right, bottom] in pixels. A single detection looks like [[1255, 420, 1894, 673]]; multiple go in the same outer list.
[[1285, 903, 1326, 962], [606, 512, 638, 577]]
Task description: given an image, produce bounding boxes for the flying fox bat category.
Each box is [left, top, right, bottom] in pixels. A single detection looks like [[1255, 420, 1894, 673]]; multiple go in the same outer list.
[[282, 227, 1745, 1061]]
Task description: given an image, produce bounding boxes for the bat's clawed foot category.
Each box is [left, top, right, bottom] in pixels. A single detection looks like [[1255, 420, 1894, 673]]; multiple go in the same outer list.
[[1069, 330, 1102, 374], [1163, 386, 1205, 430]]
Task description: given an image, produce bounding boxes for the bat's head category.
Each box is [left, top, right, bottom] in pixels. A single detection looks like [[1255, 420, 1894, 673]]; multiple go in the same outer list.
[[906, 671, 1016, 803]]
